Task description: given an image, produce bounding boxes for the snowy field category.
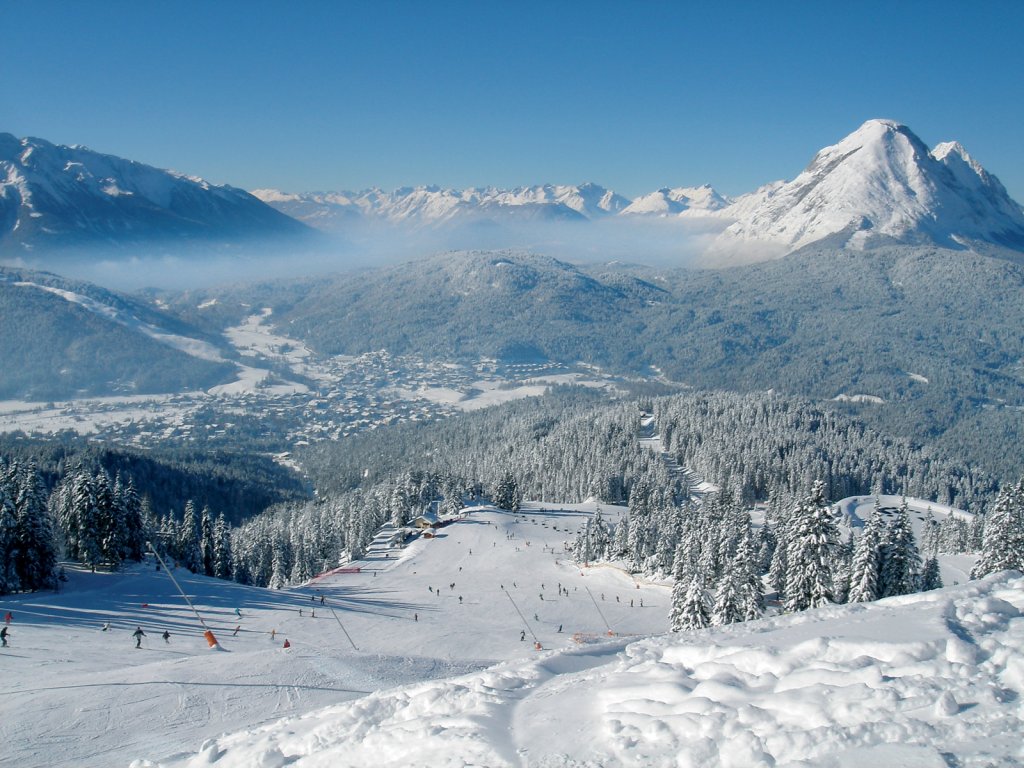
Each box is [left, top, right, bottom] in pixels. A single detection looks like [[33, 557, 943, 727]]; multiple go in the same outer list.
[[4, 501, 1021, 768]]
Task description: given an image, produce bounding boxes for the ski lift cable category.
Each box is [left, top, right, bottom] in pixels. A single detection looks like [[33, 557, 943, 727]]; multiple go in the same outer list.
[[584, 586, 614, 635], [502, 588, 539, 643], [328, 606, 359, 651], [147, 543, 221, 647]]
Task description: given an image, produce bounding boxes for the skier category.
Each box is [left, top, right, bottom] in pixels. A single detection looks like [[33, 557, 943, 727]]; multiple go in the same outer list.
[[4, 611, 11, 625], [233, 625, 241, 636], [458, 596, 463, 604], [271, 629, 277, 640], [162, 630, 171, 643], [320, 595, 325, 605], [102, 622, 110, 631], [520, 630, 526, 641], [1, 626, 8, 647], [558, 624, 562, 633], [414, 613, 418, 622], [234, 607, 242, 619], [132, 627, 146, 648]]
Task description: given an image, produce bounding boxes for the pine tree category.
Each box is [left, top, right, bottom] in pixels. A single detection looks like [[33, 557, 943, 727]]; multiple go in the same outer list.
[[115, 475, 146, 563], [670, 574, 711, 632], [200, 506, 215, 576], [213, 512, 233, 580], [920, 556, 943, 590], [178, 501, 203, 573], [94, 471, 125, 569], [971, 478, 1024, 578], [13, 462, 56, 591], [73, 470, 103, 570], [0, 487, 20, 594], [848, 507, 885, 603], [879, 499, 921, 598], [734, 528, 765, 621], [783, 481, 838, 612], [492, 470, 521, 511], [711, 567, 743, 626]]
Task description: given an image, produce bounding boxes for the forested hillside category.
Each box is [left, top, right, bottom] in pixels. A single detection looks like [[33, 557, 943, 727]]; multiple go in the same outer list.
[[232, 388, 1001, 590]]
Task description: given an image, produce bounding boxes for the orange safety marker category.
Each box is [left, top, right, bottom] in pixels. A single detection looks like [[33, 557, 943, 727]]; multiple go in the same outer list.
[[204, 630, 219, 648]]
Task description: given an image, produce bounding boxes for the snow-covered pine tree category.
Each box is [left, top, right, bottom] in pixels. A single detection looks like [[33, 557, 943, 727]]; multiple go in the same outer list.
[[572, 520, 593, 563], [389, 483, 412, 528], [847, 506, 885, 603], [13, 462, 57, 591], [711, 566, 743, 626], [492, 470, 521, 511], [200, 506, 215, 576], [73, 470, 103, 570], [783, 481, 838, 612], [95, 471, 128, 570], [971, 477, 1024, 578], [938, 513, 968, 554], [670, 571, 711, 632], [879, 499, 921, 597], [832, 530, 855, 604], [0, 485, 20, 594], [115, 475, 145, 563], [735, 528, 765, 621], [178, 500, 203, 573], [213, 512, 233, 580], [920, 556, 943, 590]]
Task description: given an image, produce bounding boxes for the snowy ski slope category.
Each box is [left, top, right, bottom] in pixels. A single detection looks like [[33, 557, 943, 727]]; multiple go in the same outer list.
[[3, 501, 1021, 767]]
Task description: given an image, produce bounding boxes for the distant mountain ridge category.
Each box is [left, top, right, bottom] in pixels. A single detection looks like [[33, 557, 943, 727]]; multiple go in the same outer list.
[[2, 121, 1022, 264], [252, 182, 732, 230], [0, 133, 311, 256], [251, 182, 642, 228], [255, 120, 1024, 262]]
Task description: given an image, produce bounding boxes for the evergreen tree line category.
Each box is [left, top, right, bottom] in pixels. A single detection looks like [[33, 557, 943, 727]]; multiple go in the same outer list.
[[152, 500, 234, 581], [1, 454, 243, 593], [652, 391, 997, 511], [0, 432, 308, 526], [661, 483, 947, 632], [49, 465, 148, 571]]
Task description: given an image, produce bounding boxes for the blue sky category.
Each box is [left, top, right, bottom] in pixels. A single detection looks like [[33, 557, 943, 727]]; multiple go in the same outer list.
[[4, 1, 1023, 201]]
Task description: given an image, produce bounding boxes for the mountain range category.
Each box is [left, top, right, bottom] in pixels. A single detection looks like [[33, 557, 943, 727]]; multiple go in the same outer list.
[[0, 133, 310, 257], [249, 119, 1024, 262], [4, 119, 1022, 263]]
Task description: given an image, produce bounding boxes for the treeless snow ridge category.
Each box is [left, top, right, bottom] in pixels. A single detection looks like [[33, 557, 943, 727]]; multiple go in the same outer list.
[[154, 573, 1024, 768]]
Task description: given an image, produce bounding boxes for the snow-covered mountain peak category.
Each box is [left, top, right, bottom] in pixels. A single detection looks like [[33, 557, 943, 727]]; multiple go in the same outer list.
[[622, 184, 731, 216], [709, 119, 1024, 259]]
